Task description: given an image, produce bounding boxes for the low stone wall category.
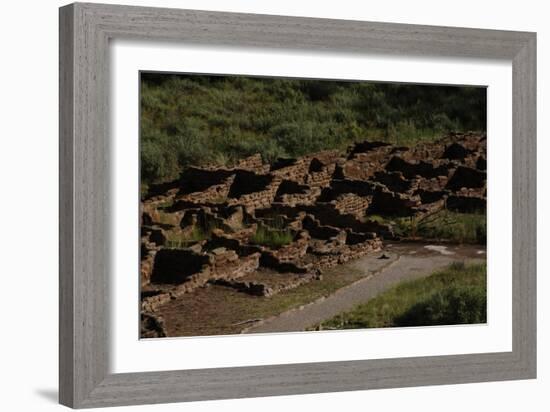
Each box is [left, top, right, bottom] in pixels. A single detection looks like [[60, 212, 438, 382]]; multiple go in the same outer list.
[[332, 193, 371, 218], [141, 290, 173, 313], [368, 187, 421, 216], [179, 206, 246, 235], [373, 171, 412, 193], [142, 248, 261, 312], [306, 203, 385, 233], [228, 173, 281, 212], [302, 237, 383, 269], [179, 167, 235, 195], [342, 142, 396, 180], [302, 215, 344, 241], [235, 154, 270, 174], [140, 133, 487, 329], [269, 231, 310, 263], [414, 175, 449, 192], [213, 270, 320, 297], [270, 157, 310, 183], [209, 248, 261, 281], [259, 253, 311, 274], [344, 237, 384, 261], [306, 162, 336, 188], [275, 179, 321, 206], [277, 190, 320, 207], [385, 156, 452, 179], [178, 175, 234, 204], [324, 178, 378, 199]]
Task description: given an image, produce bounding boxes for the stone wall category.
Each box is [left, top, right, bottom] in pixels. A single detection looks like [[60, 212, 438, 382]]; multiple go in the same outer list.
[[140, 132, 487, 331], [213, 270, 320, 297], [302, 215, 344, 241], [301, 237, 383, 269], [209, 247, 261, 281], [269, 231, 310, 263], [332, 193, 371, 218], [270, 157, 310, 183], [178, 167, 235, 195], [142, 247, 260, 312], [275, 180, 322, 206], [178, 175, 234, 203], [235, 153, 270, 173], [368, 187, 421, 216], [228, 178, 281, 212], [306, 161, 336, 188], [385, 156, 451, 179]]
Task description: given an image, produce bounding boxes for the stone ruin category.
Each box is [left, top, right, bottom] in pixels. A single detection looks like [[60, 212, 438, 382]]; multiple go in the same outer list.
[[140, 132, 487, 336]]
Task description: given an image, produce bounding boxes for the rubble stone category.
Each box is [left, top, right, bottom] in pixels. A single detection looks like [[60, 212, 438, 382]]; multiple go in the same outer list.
[[140, 132, 487, 332]]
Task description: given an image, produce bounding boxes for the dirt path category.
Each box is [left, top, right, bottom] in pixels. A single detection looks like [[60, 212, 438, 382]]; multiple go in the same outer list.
[[243, 243, 486, 334]]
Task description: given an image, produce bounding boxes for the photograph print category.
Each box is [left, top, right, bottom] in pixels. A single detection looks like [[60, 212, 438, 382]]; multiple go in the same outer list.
[[139, 73, 487, 338]]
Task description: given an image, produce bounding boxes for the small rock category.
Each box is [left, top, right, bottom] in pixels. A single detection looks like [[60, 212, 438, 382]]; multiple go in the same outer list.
[[211, 247, 227, 255]]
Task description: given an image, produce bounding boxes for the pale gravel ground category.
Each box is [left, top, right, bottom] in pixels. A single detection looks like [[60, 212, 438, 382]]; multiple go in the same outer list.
[[243, 243, 486, 334]]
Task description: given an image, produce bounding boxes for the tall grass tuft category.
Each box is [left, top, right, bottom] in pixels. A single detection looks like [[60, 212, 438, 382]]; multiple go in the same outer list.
[[371, 209, 487, 244], [250, 224, 294, 248]]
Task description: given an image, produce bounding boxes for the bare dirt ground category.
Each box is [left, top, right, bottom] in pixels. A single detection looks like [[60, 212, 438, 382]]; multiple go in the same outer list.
[[243, 242, 486, 334], [156, 242, 485, 337]]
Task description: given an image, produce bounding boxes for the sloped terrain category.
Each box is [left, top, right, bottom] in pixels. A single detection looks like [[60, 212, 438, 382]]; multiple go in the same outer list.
[[140, 132, 486, 337]]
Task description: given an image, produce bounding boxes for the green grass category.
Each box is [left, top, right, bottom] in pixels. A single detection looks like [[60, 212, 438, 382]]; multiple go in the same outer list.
[[156, 211, 180, 226], [165, 226, 208, 248], [156, 198, 175, 209], [367, 209, 486, 244], [396, 209, 486, 244], [140, 73, 487, 186], [310, 262, 486, 330], [165, 216, 235, 248], [250, 225, 294, 248], [364, 214, 387, 224]]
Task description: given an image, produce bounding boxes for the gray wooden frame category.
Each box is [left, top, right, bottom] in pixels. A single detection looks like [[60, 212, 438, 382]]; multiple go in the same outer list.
[[59, 2, 536, 409]]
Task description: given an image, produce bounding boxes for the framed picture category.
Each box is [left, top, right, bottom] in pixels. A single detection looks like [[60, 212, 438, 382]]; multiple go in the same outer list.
[[59, 2, 536, 408]]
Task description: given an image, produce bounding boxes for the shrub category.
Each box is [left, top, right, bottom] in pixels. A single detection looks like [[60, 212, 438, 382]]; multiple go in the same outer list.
[[395, 285, 487, 326], [141, 137, 179, 183], [140, 72, 487, 187]]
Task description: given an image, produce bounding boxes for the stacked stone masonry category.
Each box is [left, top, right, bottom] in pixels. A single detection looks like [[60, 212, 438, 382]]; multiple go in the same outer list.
[[140, 132, 486, 333]]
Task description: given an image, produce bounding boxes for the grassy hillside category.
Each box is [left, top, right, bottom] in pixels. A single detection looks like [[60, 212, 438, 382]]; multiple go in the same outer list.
[[140, 73, 487, 186]]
